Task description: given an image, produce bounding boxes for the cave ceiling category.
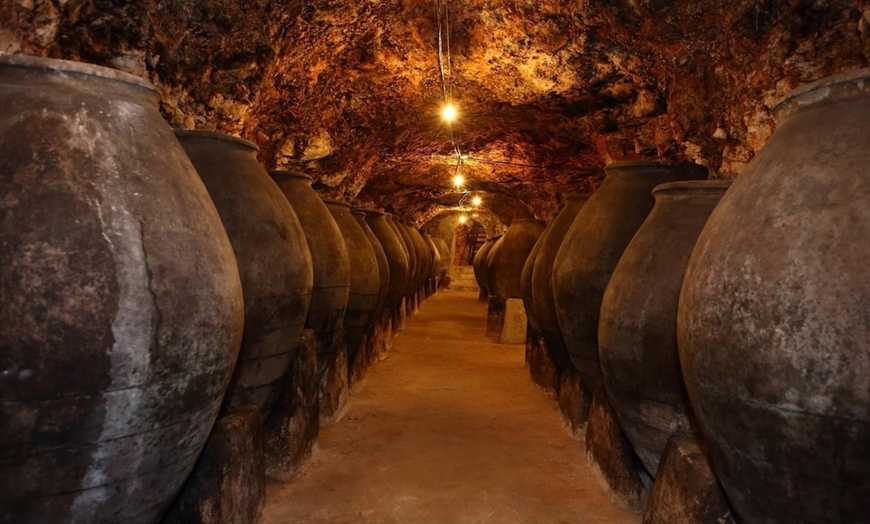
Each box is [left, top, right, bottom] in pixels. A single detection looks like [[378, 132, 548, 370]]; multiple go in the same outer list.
[[3, 0, 869, 224]]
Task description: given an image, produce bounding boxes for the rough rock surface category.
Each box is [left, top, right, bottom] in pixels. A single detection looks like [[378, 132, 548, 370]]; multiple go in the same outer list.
[[263, 329, 320, 482], [485, 295, 504, 335], [162, 405, 265, 524], [558, 369, 592, 438], [525, 328, 558, 394], [643, 431, 735, 524], [5, 1, 868, 224], [586, 379, 650, 513], [320, 330, 349, 424]]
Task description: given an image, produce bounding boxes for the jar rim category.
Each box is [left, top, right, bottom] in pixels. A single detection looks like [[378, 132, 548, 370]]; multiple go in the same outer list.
[[269, 170, 312, 182], [774, 67, 870, 121], [566, 193, 591, 201], [175, 130, 260, 152], [653, 179, 732, 196], [0, 53, 158, 98], [323, 198, 351, 208]]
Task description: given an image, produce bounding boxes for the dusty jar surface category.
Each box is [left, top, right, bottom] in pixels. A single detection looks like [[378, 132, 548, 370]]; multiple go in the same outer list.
[[678, 68, 870, 523], [599, 180, 730, 476], [0, 55, 244, 523]]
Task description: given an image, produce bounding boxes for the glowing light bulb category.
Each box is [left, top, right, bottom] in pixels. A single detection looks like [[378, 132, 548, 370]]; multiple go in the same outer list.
[[453, 174, 464, 188], [442, 103, 458, 122], [458, 214, 468, 224], [471, 195, 482, 207]]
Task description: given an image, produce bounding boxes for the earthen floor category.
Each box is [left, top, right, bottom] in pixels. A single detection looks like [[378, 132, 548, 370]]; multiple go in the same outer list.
[[262, 290, 640, 523]]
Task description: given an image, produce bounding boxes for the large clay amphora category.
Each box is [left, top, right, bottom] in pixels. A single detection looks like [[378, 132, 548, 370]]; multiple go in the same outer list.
[[485, 235, 505, 299], [177, 131, 313, 419], [553, 161, 707, 390], [354, 209, 389, 323], [269, 171, 350, 392], [678, 69, 870, 523], [521, 228, 547, 333], [324, 200, 380, 370], [532, 195, 588, 372], [386, 213, 412, 316], [395, 220, 418, 305], [0, 55, 244, 522], [473, 237, 495, 298], [409, 226, 431, 293], [422, 232, 442, 284], [599, 180, 729, 476], [489, 219, 546, 302], [365, 211, 409, 320], [433, 236, 452, 281]]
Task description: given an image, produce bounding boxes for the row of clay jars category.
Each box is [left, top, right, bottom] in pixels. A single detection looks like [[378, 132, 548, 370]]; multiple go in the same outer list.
[[405, 222, 432, 303], [0, 55, 246, 522], [531, 195, 588, 373], [598, 180, 730, 477], [472, 236, 497, 300], [484, 236, 503, 299], [177, 131, 314, 423], [396, 220, 421, 307], [354, 209, 389, 325], [487, 219, 546, 306], [521, 232, 545, 335], [552, 161, 708, 391], [268, 172, 351, 417], [324, 201, 379, 375], [679, 69, 870, 523], [432, 236, 451, 283], [365, 211, 409, 323]]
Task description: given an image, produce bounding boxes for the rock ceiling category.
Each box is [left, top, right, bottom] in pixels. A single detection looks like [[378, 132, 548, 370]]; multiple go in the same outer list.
[[3, 0, 869, 224]]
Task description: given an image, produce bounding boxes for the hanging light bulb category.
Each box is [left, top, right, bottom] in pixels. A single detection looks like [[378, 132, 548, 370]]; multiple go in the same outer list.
[[441, 103, 458, 123], [453, 173, 464, 189], [458, 214, 468, 224], [471, 195, 482, 207]]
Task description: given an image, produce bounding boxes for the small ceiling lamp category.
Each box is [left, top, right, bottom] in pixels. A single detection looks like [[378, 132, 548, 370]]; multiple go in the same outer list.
[[458, 214, 468, 224], [453, 173, 464, 189], [471, 195, 482, 207], [441, 103, 458, 123]]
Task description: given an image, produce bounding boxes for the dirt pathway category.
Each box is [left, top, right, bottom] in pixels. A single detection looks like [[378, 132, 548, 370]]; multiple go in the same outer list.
[[262, 290, 640, 524]]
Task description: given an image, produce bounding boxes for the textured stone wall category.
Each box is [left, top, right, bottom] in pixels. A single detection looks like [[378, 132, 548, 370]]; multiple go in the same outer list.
[[3, 0, 868, 223]]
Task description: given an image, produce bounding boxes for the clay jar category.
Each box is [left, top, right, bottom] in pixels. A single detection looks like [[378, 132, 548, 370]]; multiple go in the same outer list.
[[485, 235, 505, 299], [432, 236, 451, 281], [177, 131, 313, 419], [409, 226, 431, 293], [422, 231, 442, 286], [0, 55, 244, 522], [353, 209, 389, 323], [269, 171, 350, 391], [678, 69, 870, 522], [394, 220, 418, 307], [473, 237, 495, 298], [553, 162, 707, 390], [324, 201, 380, 370], [386, 214, 413, 316], [521, 228, 547, 333], [365, 210, 410, 320], [598, 180, 730, 476], [532, 195, 588, 372], [489, 219, 546, 303]]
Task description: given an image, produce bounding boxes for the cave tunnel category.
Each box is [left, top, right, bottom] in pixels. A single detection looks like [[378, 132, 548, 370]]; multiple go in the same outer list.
[[2, 1, 869, 523]]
